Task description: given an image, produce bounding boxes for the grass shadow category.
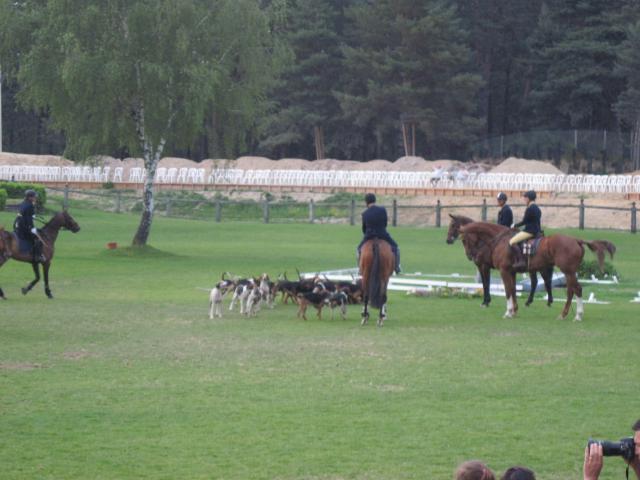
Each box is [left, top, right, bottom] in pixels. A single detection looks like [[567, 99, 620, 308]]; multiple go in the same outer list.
[[100, 244, 180, 259]]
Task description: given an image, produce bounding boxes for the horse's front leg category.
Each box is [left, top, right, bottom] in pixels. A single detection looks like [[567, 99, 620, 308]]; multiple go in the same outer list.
[[0, 255, 8, 299], [499, 269, 516, 318], [479, 265, 491, 307], [510, 272, 519, 315], [526, 271, 537, 307], [22, 262, 41, 295], [43, 262, 53, 299], [541, 266, 554, 307], [361, 296, 369, 326]]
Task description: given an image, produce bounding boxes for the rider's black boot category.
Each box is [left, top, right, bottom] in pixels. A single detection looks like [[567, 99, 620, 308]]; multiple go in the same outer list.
[[511, 244, 526, 270]]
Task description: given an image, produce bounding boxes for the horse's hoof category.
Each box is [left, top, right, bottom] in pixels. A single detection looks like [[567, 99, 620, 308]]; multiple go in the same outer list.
[[573, 315, 582, 322], [21, 287, 28, 295], [556, 314, 565, 320], [361, 317, 368, 326], [480, 303, 488, 308], [503, 312, 513, 319]]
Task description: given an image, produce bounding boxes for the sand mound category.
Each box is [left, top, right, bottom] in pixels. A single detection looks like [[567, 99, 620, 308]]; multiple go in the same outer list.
[[490, 157, 563, 174], [0, 152, 73, 166]]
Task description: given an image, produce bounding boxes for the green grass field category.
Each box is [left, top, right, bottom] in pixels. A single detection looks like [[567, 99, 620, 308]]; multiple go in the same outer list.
[[1, 208, 639, 480]]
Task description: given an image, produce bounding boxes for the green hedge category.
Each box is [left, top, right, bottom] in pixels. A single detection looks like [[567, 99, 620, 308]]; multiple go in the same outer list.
[[577, 259, 618, 279], [0, 182, 47, 207], [0, 189, 7, 211]]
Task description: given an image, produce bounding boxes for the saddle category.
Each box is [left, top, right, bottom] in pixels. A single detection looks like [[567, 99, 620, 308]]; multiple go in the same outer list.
[[520, 232, 544, 258]]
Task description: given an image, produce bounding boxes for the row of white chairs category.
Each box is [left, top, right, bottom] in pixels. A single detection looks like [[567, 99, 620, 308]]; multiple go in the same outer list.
[[1, 164, 639, 194]]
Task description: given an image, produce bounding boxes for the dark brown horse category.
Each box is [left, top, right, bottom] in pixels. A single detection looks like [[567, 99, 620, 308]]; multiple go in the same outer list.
[[359, 239, 394, 327], [459, 221, 615, 321], [446, 214, 554, 308], [0, 211, 80, 299]]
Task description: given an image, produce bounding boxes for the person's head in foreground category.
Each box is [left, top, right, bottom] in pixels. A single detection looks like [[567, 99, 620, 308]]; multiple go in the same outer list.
[[455, 460, 495, 480]]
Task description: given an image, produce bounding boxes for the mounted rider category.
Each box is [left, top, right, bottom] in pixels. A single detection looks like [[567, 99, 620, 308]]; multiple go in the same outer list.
[[14, 190, 46, 263], [496, 192, 513, 228], [509, 190, 541, 270], [357, 193, 401, 274]]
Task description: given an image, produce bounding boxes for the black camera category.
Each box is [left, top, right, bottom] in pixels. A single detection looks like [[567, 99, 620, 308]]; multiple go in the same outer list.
[[588, 437, 636, 461]]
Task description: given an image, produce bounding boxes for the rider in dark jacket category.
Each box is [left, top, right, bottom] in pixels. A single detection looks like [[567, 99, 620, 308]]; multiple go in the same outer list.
[[509, 190, 541, 269], [14, 190, 46, 263], [357, 193, 401, 273], [496, 192, 513, 228]]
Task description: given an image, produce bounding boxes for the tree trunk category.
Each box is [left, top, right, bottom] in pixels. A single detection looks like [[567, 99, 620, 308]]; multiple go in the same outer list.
[[313, 125, 325, 160], [633, 117, 640, 171], [132, 156, 158, 246]]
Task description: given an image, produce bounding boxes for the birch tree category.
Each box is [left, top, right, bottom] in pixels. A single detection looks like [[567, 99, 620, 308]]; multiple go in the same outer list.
[[4, 0, 278, 246]]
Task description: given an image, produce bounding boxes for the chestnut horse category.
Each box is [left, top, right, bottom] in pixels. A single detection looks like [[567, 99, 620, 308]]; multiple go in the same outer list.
[[446, 214, 554, 308], [0, 211, 80, 299], [459, 222, 615, 321], [359, 239, 394, 327]]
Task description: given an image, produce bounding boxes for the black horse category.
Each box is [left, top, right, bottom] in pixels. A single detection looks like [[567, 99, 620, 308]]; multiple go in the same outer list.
[[0, 211, 80, 299]]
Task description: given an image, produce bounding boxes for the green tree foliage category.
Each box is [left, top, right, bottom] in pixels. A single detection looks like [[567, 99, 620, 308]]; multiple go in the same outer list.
[[337, 0, 483, 160], [527, 0, 629, 130], [615, 20, 640, 168], [259, 0, 347, 160], [455, 0, 543, 136], [3, 0, 278, 245]]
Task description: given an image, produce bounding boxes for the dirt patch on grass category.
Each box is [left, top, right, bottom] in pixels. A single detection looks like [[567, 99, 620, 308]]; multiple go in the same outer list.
[[62, 350, 92, 360], [0, 362, 45, 370]]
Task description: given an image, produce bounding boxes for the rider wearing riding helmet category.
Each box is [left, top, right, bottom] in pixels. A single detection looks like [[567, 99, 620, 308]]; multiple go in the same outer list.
[[14, 189, 46, 263], [496, 192, 513, 228], [509, 190, 541, 269], [357, 193, 401, 274]]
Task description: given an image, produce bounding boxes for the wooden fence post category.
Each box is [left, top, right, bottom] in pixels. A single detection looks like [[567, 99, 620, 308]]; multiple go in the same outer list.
[[392, 199, 397, 227], [349, 198, 355, 226], [165, 198, 172, 216], [116, 191, 122, 213], [63, 184, 69, 211], [309, 199, 315, 223], [215, 200, 222, 223], [579, 198, 585, 230], [435, 200, 441, 227], [481, 198, 488, 221], [632, 202, 637, 234], [263, 200, 269, 224]]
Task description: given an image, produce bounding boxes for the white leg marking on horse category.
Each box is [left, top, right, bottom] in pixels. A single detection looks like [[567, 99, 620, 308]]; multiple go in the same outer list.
[[504, 296, 514, 318], [574, 296, 584, 322]]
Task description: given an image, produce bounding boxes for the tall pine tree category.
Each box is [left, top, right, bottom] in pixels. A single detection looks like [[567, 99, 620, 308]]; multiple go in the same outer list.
[[337, 0, 482, 160], [528, 0, 629, 130], [259, 0, 347, 160]]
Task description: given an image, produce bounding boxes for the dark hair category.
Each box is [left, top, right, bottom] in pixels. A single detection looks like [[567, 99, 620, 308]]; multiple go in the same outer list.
[[455, 461, 495, 480], [497, 192, 507, 202], [25, 189, 38, 199], [523, 190, 537, 201], [501, 466, 536, 480], [632, 419, 640, 431], [364, 193, 376, 205]]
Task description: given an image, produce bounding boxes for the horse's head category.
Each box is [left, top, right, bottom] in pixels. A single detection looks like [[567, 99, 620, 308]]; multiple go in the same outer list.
[[446, 214, 473, 244], [61, 210, 81, 233]]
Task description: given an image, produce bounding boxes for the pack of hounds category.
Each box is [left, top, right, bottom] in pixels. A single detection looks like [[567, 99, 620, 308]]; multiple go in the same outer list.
[[209, 271, 363, 321]]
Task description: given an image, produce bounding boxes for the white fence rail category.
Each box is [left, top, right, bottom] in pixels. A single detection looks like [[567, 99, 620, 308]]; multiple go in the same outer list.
[[1, 164, 640, 194]]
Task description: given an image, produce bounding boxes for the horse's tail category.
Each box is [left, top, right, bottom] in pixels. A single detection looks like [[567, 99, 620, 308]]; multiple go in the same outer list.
[[367, 242, 384, 309], [579, 240, 616, 273]]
